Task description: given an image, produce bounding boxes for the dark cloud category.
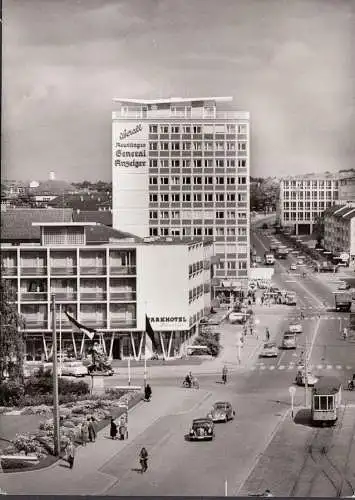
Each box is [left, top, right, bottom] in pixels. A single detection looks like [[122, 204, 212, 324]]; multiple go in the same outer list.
[[2, 0, 355, 181]]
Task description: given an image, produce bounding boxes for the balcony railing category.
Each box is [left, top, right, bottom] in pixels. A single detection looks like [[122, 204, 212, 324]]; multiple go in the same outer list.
[[51, 266, 77, 276], [21, 267, 47, 276], [110, 319, 136, 328], [23, 319, 48, 328], [21, 292, 48, 302], [110, 266, 136, 276], [110, 291, 136, 301], [3, 267, 17, 276], [51, 292, 77, 301], [80, 292, 107, 301], [80, 266, 106, 275]]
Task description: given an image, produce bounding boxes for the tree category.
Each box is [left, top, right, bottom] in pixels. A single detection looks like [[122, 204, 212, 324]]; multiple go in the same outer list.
[[250, 178, 280, 212], [0, 274, 25, 383]]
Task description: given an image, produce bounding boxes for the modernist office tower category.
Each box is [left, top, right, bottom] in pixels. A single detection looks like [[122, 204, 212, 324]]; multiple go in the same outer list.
[[112, 97, 250, 292]]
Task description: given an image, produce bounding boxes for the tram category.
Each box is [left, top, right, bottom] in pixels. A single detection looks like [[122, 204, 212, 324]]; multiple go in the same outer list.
[[311, 377, 342, 426]]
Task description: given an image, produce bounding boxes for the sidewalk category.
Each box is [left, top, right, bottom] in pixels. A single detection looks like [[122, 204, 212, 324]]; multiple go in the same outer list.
[[0, 385, 212, 494]]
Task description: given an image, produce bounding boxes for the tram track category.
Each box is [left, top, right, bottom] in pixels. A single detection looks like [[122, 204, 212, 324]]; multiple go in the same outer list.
[[290, 404, 355, 497]]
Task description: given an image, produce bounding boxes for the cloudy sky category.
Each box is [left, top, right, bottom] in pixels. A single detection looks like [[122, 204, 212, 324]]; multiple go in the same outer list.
[[2, 0, 355, 182]]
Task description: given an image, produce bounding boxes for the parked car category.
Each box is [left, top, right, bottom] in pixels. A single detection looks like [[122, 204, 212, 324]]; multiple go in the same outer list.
[[229, 312, 246, 324], [290, 264, 297, 271], [289, 323, 303, 334], [296, 258, 305, 265], [338, 281, 350, 291], [188, 418, 215, 441], [61, 361, 88, 378], [281, 332, 297, 349], [207, 402, 235, 423], [255, 256, 262, 264], [259, 342, 279, 358], [295, 370, 319, 387]]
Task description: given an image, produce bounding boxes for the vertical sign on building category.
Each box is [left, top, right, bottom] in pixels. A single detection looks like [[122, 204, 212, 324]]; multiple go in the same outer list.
[[112, 119, 150, 237]]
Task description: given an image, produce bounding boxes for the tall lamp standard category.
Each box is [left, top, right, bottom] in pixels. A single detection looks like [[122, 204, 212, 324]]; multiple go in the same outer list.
[[51, 294, 60, 456]]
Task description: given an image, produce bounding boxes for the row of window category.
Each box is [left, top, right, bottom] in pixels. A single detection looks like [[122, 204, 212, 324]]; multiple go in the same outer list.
[[149, 176, 247, 186], [149, 124, 247, 134], [149, 193, 247, 203], [149, 142, 247, 151], [189, 261, 204, 277], [149, 159, 247, 168], [149, 227, 248, 237], [284, 191, 337, 200], [189, 284, 205, 304], [283, 180, 338, 189], [217, 261, 248, 270], [283, 213, 319, 221], [283, 201, 333, 210], [149, 210, 247, 220]]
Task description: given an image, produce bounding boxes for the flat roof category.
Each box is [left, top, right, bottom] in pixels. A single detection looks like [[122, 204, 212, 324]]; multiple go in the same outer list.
[[112, 97, 233, 105], [142, 236, 213, 246], [32, 222, 98, 227]]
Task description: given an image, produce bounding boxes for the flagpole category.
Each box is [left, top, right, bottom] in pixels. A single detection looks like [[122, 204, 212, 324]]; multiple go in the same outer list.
[[128, 355, 131, 386], [51, 294, 60, 456]]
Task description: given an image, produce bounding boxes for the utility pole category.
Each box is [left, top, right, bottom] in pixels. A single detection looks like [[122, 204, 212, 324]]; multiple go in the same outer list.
[[304, 338, 309, 408], [51, 294, 60, 456]]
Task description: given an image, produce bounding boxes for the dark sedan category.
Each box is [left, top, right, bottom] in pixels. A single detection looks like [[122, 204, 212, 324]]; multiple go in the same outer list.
[[188, 418, 215, 441]]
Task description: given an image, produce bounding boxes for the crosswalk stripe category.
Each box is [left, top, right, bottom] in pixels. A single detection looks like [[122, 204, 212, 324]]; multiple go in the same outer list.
[[279, 365, 285, 370], [260, 366, 266, 370], [269, 366, 275, 370], [336, 365, 342, 370], [317, 364, 323, 369], [326, 365, 333, 369]]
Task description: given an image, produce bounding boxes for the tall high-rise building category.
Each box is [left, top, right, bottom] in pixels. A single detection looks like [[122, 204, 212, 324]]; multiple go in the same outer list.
[[112, 97, 250, 293]]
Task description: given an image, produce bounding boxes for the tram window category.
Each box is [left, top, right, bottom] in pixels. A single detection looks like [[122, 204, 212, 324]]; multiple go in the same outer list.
[[320, 396, 328, 410], [327, 396, 334, 410], [314, 396, 320, 410]]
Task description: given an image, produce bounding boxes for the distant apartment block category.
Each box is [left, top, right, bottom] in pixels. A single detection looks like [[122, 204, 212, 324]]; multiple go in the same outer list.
[[323, 202, 355, 267], [338, 174, 355, 202], [277, 174, 339, 235], [112, 96, 250, 293]]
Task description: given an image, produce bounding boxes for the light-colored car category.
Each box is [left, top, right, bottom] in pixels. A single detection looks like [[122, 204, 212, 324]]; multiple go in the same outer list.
[[255, 256, 262, 264], [207, 402, 235, 423], [296, 258, 305, 265], [289, 323, 303, 334], [229, 312, 246, 324], [290, 264, 297, 271], [260, 342, 278, 358], [61, 361, 88, 377], [295, 370, 319, 387], [338, 281, 350, 290], [281, 332, 297, 349]]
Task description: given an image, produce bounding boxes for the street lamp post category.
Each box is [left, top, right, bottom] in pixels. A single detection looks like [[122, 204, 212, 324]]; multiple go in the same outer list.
[[51, 294, 61, 456]]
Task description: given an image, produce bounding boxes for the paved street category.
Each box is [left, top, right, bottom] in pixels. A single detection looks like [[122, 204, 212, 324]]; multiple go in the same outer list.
[[1, 223, 354, 496]]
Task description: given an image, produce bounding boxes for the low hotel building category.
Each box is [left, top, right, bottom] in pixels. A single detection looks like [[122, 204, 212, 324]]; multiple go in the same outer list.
[[1, 215, 214, 361]]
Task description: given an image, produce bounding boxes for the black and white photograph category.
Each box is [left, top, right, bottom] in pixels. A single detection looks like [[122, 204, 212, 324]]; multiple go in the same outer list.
[[1, 0, 355, 496]]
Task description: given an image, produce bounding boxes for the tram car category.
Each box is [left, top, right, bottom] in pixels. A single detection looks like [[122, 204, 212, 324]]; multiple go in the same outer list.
[[311, 376, 342, 426]]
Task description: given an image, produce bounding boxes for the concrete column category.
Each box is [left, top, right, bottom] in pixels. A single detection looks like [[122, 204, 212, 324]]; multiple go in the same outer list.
[[295, 224, 299, 236], [309, 222, 313, 235]]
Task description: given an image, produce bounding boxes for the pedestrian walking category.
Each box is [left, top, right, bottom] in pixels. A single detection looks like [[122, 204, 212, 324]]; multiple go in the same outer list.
[[110, 417, 118, 440], [222, 365, 228, 384], [88, 417, 96, 443], [144, 383, 152, 401], [261, 295, 264, 305], [66, 439, 75, 469], [265, 327, 270, 341], [80, 421, 89, 446], [249, 325, 253, 336]]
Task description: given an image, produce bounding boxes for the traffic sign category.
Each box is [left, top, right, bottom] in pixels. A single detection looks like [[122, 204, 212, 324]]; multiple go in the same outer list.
[[288, 386, 296, 396]]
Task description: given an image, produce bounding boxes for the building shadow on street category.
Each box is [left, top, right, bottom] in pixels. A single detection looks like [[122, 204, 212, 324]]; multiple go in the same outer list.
[[293, 408, 313, 427]]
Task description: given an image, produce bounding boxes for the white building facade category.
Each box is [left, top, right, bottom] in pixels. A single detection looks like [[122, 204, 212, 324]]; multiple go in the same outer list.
[[323, 203, 355, 267], [112, 97, 250, 294], [1, 222, 213, 361], [338, 175, 355, 202], [278, 174, 339, 235]]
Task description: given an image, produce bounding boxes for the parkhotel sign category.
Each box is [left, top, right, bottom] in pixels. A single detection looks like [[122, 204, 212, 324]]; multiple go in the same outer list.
[[114, 123, 147, 168]]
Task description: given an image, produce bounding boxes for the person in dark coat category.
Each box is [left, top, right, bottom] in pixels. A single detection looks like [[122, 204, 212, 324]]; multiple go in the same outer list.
[[88, 417, 96, 443], [110, 418, 118, 439], [66, 439, 75, 469], [144, 384, 152, 401]]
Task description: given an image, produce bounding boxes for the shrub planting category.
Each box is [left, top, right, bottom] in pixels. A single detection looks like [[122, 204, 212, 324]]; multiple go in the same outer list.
[[193, 329, 221, 357]]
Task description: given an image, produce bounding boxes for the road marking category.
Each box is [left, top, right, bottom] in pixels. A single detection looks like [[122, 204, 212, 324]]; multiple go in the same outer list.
[[279, 365, 285, 370], [269, 366, 275, 370], [276, 350, 286, 367], [336, 365, 342, 370], [326, 365, 333, 369], [317, 364, 323, 369], [307, 317, 321, 363], [260, 366, 266, 370]]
